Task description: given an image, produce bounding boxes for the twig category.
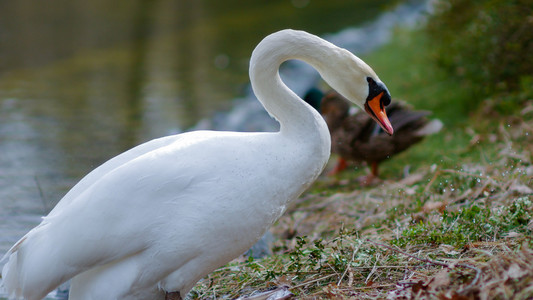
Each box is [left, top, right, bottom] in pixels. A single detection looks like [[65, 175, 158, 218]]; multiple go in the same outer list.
[[423, 168, 440, 194], [470, 177, 493, 200], [351, 265, 430, 270], [440, 169, 491, 180], [367, 240, 448, 268], [365, 253, 380, 284], [367, 240, 481, 294], [351, 283, 396, 290], [291, 273, 337, 289], [441, 214, 460, 235], [337, 245, 359, 285]]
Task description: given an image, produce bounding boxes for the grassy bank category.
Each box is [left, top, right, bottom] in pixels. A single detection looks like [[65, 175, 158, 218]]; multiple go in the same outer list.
[[190, 24, 533, 300]]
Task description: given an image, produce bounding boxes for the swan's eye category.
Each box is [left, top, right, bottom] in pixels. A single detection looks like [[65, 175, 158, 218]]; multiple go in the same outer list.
[[366, 77, 391, 107]]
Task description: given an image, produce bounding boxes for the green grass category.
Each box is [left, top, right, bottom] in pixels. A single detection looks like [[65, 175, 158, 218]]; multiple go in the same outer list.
[[363, 28, 474, 126], [188, 26, 533, 300], [394, 196, 532, 248]]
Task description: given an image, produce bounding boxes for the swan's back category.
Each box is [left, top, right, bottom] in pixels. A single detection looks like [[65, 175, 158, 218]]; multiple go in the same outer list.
[[2, 130, 326, 299]]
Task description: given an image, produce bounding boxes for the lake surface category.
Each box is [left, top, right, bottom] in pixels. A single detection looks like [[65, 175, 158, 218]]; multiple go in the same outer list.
[[0, 1, 429, 295]]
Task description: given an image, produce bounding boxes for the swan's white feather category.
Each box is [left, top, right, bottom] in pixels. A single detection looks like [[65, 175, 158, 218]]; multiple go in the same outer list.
[[2, 131, 326, 299], [1, 29, 387, 299], [48, 134, 188, 217]]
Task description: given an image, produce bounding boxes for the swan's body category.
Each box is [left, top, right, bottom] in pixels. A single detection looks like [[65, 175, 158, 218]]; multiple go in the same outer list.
[[1, 29, 392, 300]]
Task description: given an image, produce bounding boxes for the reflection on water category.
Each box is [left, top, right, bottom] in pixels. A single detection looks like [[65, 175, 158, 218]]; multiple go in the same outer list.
[[0, 0, 427, 265]]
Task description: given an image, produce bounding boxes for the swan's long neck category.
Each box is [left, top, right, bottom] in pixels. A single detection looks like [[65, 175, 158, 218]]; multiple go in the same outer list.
[[249, 30, 337, 148]]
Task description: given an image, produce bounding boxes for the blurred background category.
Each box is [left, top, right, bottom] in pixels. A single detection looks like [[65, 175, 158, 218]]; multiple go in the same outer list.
[[0, 0, 428, 255], [1, 0, 531, 270]]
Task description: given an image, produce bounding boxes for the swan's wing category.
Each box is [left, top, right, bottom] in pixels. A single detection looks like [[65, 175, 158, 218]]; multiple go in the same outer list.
[[1, 134, 182, 261], [2, 131, 223, 298], [47, 133, 189, 217], [1, 132, 211, 269]]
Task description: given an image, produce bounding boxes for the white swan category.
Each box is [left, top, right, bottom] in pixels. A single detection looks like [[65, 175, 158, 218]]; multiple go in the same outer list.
[[1, 29, 393, 300]]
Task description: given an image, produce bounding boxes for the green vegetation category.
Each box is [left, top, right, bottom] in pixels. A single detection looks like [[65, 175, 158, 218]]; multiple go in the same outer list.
[[191, 1, 532, 298], [426, 0, 533, 100]]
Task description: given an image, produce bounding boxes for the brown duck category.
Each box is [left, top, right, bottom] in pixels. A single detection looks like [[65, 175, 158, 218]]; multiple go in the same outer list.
[[317, 90, 442, 184]]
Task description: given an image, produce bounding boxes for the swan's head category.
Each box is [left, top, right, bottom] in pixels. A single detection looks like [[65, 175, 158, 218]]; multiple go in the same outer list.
[[363, 77, 393, 135], [321, 49, 394, 135]]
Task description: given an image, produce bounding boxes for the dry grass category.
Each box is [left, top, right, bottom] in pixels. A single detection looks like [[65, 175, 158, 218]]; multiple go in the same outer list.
[[190, 102, 533, 299]]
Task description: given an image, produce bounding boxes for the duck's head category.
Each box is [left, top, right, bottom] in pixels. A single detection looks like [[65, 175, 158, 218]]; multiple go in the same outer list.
[[319, 48, 394, 135]]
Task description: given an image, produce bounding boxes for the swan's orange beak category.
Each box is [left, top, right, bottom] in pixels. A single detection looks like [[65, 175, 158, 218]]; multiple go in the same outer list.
[[364, 92, 394, 135]]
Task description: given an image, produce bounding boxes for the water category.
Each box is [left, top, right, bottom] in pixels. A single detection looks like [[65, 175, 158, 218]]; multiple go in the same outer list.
[[0, 0, 429, 298]]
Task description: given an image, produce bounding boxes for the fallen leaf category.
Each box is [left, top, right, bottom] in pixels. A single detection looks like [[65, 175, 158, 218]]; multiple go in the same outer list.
[[505, 231, 522, 238], [509, 182, 533, 194], [275, 275, 292, 287], [422, 201, 447, 213], [237, 286, 294, 300], [507, 263, 528, 279], [449, 293, 472, 300], [428, 268, 451, 291], [526, 165, 533, 176], [347, 267, 354, 287], [437, 292, 473, 300], [403, 186, 417, 195], [322, 283, 342, 299], [439, 244, 460, 256], [469, 134, 481, 147], [411, 212, 426, 223], [411, 280, 426, 293], [400, 173, 425, 186]]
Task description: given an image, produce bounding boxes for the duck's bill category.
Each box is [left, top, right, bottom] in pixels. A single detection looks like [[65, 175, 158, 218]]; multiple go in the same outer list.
[[364, 92, 394, 135]]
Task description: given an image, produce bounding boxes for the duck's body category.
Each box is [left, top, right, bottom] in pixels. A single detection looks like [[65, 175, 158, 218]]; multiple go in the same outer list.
[[1, 30, 392, 300], [321, 91, 442, 182]]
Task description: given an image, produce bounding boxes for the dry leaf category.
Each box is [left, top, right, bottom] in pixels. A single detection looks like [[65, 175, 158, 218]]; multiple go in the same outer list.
[[439, 244, 460, 256], [275, 275, 292, 287], [347, 267, 354, 287], [469, 134, 481, 147], [449, 293, 473, 300], [505, 231, 522, 238], [411, 280, 427, 293], [400, 173, 425, 186], [403, 186, 417, 195], [507, 263, 528, 279], [237, 286, 294, 300], [422, 201, 447, 213], [428, 268, 451, 291], [508, 182, 533, 194], [322, 283, 342, 299], [526, 165, 533, 176]]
